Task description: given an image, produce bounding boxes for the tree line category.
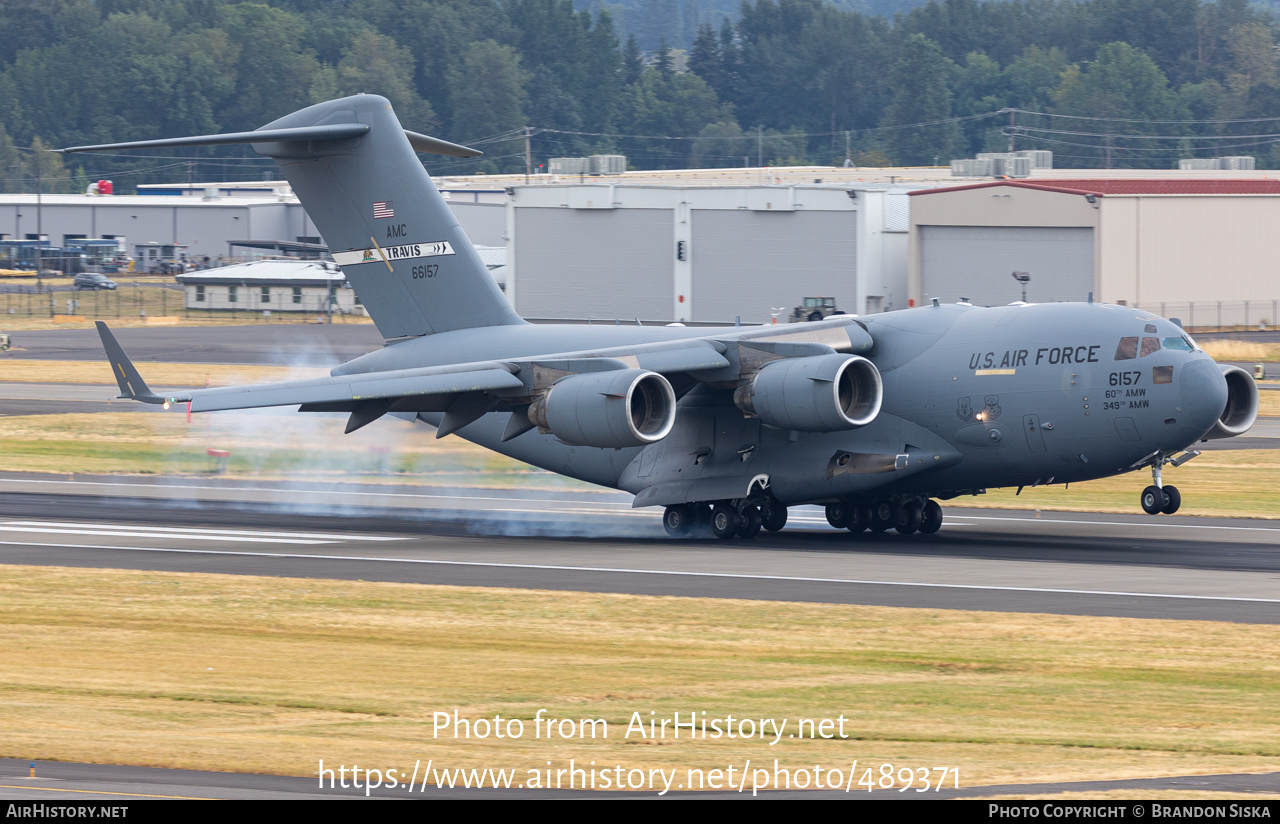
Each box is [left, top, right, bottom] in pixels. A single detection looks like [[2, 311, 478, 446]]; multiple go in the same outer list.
[[2, 0, 1279, 192]]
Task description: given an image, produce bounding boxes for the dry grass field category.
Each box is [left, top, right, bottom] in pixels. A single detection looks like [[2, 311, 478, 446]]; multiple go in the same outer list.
[[2, 566, 1278, 789], [1199, 339, 1280, 363]]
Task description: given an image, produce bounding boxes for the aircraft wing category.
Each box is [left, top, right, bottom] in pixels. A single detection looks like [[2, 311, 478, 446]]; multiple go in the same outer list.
[[180, 367, 524, 413], [96, 321, 731, 435]]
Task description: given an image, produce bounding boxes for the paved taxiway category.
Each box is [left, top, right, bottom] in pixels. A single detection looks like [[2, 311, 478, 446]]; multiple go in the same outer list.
[[0, 474, 1275, 624]]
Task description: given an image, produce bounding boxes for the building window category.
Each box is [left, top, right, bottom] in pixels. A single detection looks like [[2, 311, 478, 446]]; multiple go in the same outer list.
[[195, 284, 205, 302], [292, 286, 302, 305], [328, 285, 337, 305], [229, 285, 238, 303], [259, 286, 269, 302]]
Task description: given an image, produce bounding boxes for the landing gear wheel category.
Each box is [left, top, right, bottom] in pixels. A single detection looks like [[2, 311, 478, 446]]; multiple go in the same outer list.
[[761, 500, 788, 532], [896, 500, 923, 535], [711, 505, 740, 540], [737, 506, 763, 539], [663, 504, 694, 538], [1160, 485, 1181, 515], [825, 501, 851, 529], [869, 499, 895, 532], [1140, 485, 1167, 515], [919, 500, 943, 534], [846, 503, 871, 534]]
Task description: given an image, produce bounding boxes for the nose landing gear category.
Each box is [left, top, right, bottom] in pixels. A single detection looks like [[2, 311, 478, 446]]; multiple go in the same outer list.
[[1138, 452, 1191, 515]]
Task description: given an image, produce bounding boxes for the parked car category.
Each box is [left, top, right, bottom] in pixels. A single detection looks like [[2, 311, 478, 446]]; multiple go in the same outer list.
[[74, 273, 118, 290]]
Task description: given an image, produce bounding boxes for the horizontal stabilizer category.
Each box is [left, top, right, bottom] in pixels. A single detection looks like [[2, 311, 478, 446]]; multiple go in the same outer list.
[[57, 124, 371, 154], [405, 131, 483, 158]]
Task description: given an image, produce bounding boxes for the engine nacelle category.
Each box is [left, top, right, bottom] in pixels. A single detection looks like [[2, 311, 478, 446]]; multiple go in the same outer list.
[[1202, 364, 1259, 440], [528, 368, 676, 448], [734, 353, 882, 431]]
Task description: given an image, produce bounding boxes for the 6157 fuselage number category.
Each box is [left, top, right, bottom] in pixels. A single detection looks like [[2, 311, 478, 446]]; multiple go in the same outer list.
[[1109, 371, 1141, 387]]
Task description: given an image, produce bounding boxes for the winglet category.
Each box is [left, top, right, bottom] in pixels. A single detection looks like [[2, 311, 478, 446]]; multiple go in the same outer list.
[[95, 322, 164, 404]]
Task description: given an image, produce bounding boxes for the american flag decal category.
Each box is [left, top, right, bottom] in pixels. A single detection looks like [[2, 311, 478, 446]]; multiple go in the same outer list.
[[373, 201, 394, 219]]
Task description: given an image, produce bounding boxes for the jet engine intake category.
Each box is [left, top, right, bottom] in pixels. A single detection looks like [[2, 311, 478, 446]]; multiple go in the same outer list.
[[528, 368, 676, 448], [1202, 364, 1259, 440], [734, 353, 882, 431]]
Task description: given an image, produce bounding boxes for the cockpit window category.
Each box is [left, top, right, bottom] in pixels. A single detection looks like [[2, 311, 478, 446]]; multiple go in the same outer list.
[[1144, 324, 1158, 333], [1140, 337, 1161, 357], [1115, 337, 1138, 360], [1153, 365, 1173, 384], [1162, 337, 1193, 352]]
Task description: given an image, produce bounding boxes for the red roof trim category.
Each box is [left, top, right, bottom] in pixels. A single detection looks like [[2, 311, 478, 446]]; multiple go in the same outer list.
[[910, 178, 1280, 196]]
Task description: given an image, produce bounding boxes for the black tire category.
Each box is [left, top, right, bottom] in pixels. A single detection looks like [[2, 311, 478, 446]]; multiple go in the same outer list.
[[919, 500, 943, 534], [869, 499, 894, 532], [737, 506, 763, 539], [1141, 485, 1167, 515], [711, 505, 739, 540], [761, 500, 788, 532], [896, 500, 923, 535], [825, 501, 850, 529], [846, 503, 871, 533], [807, 311, 823, 322], [1160, 485, 1181, 515], [663, 504, 694, 538]]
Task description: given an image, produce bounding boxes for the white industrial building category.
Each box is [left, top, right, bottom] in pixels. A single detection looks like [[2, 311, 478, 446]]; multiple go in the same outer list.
[[503, 184, 910, 323], [0, 183, 506, 261], [908, 178, 1280, 325], [175, 259, 361, 315]]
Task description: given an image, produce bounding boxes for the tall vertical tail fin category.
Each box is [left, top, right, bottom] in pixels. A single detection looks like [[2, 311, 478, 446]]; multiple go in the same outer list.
[[61, 94, 524, 340]]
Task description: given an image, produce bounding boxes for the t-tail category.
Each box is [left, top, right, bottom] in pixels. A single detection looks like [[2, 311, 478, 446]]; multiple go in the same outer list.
[[60, 94, 524, 341]]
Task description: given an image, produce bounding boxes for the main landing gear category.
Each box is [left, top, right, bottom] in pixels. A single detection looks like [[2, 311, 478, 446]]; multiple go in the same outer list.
[[1138, 453, 1187, 516], [662, 495, 945, 539], [662, 498, 787, 540], [827, 495, 943, 536]]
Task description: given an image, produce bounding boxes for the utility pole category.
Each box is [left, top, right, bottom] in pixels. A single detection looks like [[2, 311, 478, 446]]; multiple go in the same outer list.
[[186, 160, 194, 189], [845, 130, 851, 166], [757, 126, 763, 167], [524, 125, 532, 184], [34, 163, 43, 288], [1008, 109, 1016, 153]]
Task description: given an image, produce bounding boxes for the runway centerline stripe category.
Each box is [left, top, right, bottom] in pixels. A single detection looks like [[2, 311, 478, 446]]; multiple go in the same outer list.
[[2, 540, 1276, 605], [2, 520, 408, 542], [0, 526, 338, 545]]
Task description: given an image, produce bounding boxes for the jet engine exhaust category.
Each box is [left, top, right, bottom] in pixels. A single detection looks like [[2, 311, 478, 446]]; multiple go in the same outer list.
[[529, 368, 677, 448], [1202, 364, 1259, 440], [734, 353, 883, 431]]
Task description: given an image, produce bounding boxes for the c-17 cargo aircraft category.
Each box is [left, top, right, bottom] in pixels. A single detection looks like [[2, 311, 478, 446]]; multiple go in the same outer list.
[[61, 95, 1260, 539]]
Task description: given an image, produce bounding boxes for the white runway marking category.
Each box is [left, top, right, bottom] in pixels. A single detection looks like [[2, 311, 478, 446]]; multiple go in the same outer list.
[[2, 540, 1277, 605], [0, 521, 409, 545]]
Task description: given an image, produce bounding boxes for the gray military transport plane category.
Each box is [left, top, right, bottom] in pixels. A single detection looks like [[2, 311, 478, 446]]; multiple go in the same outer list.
[[61, 94, 1260, 539]]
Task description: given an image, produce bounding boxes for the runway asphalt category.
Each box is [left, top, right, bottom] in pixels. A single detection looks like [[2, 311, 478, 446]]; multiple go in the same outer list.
[[1, 758, 1277, 800], [0, 324, 382, 366], [0, 473, 1276, 624]]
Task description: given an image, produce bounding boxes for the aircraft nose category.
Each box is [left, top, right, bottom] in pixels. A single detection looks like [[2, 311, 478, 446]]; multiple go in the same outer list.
[[1180, 357, 1228, 434]]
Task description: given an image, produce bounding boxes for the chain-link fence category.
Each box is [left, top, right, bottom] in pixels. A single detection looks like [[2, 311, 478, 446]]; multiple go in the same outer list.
[[1132, 300, 1279, 333], [0, 281, 364, 324]]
